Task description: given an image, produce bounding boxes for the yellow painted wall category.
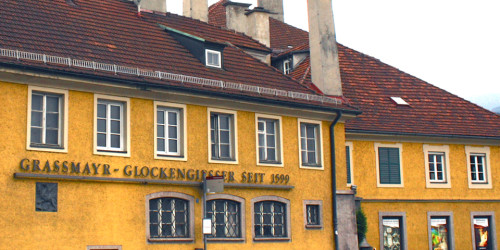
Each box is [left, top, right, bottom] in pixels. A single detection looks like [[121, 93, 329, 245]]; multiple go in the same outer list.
[[0, 80, 346, 249], [349, 140, 500, 249]]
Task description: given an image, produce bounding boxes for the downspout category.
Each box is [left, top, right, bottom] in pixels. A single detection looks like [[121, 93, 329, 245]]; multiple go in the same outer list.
[[330, 110, 342, 250]]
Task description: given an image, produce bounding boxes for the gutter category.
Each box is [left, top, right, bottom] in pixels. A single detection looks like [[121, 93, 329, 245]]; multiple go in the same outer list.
[[330, 110, 342, 250]]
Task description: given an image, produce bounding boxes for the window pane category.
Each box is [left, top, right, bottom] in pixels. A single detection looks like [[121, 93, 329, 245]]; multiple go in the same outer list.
[[308, 152, 316, 164], [259, 147, 265, 160], [97, 104, 106, 118], [157, 110, 164, 124], [307, 139, 316, 151], [306, 125, 315, 139], [46, 113, 59, 128], [258, 121, 264, 131], [258, 134, 265, 146], [31, 127, 42, 144], [31, 111, 42, 126], [46, 129, 59, 145], [157, 139, 165, 152], [111, 120, 120, 134], [97, 119, 106, 133], [46, 96, 59, 112], [32, 94, 43, 110], [157, 125, 165, 138], [168, 126, 177, 139], [220, 145, 230, 158], [267, 135, 275, 147], [110, 105, 121, 119], [267, 148, 276, 161], [266, 121, 275, 133], [220, 131, 230, 144], [219, 115, 229, 130], [97, 133, 106, 147], [168, 140, 178, 153], [168, 112, 177, 125], [111, 134, 120, 148]]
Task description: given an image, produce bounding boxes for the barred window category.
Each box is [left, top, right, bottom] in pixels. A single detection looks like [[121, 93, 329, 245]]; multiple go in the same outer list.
[[149, 198, 189, 239], [254, 201, 287, 238], [306, 205, 320, 226], [207, 199, 240, 238]]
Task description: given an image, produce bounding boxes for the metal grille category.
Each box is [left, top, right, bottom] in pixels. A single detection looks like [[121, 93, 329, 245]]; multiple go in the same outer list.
[[149, 198, 189, 238], [306, 205, 320, 225], [254, 201, 286, 238], [207, 199, 240, 238], [0, 47, 343, 106]]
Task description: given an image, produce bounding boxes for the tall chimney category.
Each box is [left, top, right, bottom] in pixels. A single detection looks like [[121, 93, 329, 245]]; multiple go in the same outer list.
[[257, 0, 284, 22], [135, 0, 167, 13], [307, 0, 342, 96], [183, 0, 208, 22], [224, 1, 252, 34], [246, 7, 271, 47]]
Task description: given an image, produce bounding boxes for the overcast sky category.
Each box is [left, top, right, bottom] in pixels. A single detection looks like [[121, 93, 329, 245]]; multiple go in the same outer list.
[[167, 0, 500, 111]]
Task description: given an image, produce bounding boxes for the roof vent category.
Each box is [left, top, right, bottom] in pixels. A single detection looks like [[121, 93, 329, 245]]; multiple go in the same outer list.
[[390, 97, 409, 105]]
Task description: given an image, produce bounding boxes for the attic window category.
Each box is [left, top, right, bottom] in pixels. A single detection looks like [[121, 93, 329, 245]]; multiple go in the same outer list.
[[390, 97, 409, 105], [206, 49, 221, 68], [283, 60, 291, 74]]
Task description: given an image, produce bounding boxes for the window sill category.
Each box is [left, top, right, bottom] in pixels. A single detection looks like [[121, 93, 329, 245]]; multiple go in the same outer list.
[[208, 158, 238, 165], [155, 154, 187, 161], [257, 161, 283, 167], [305, 225, 323, 229], [253, 237, 290, 242], [94, 149, 130, 158], [148, 237, 194, 243], [27, 145, 67, 153], [207, 237, 244, 242], [299, 164, 324, 170]]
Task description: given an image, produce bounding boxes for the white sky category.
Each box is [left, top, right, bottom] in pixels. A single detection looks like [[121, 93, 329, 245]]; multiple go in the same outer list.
[[167, 0, 500, 110]]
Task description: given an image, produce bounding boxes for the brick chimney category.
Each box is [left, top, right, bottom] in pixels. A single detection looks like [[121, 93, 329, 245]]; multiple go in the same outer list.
[[307, 0, 342, 96], [134, 0, 166, 13], [257, 0, 283, 22], [183, 0, 208, 22]]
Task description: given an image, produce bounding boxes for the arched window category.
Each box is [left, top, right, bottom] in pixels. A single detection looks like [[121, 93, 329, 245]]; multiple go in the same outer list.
[[146, 192, 194, 242], [206, 194, 245, 241], [251, 196, 291, 241]]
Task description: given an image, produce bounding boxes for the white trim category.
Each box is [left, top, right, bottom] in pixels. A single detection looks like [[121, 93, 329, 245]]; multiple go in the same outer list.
[[26, 86, 68, 153], [423, 144, 451, 189], [298, 118, 324, 170], [374, 143, 404, 187], [207, 108, 238, 164], [154, 101, 187, 161], [255, 113, 284, 167], [283, 60, 291, 74], [205, 49, 222, 68], [346, 141, 354, 186], [93, 94, 130, 157], [465, 146, 492, 189]]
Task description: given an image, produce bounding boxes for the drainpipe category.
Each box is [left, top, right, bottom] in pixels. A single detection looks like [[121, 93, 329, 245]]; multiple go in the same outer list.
[[330, 110, 342, 250]]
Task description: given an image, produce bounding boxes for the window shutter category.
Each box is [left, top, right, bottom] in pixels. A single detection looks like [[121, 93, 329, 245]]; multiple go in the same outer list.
[[346, 146, 351, 184], [379, 148, 401, 184]]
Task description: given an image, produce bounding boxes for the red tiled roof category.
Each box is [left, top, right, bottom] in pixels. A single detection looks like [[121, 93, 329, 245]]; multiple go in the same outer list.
[[208, 0, 227, 28], [0, 0, 357, 111], [271, 17, 500, 138], [269, 18, 309, 51]]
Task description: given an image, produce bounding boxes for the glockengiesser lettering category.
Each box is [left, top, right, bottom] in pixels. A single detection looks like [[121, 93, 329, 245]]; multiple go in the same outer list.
[[18, 158, 290, 184]]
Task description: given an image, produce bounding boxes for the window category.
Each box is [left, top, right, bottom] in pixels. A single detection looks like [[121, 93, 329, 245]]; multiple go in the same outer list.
[[379, 212, 407, 250], [208, 109, 237, 163], [427, 212, 454, 250], [283, 60, 291, 74], [94, 95, 130, 157], [27, 86, 68, 152], [423, 145, 451, 188], [346, 142, 354, 185], [465, 146, 492, 189], [251, 196, 291, 241], [146, 192, 194, 242], [390, 97, 409, 105], [375, 143, 403, 187], [206, 49, 221, 68], [471, 212, 496, 250], [256, 114, 283, 166], [206, 195, 245, 240], [298, 119, 323, 169], [155, 102, 187, 160], [304, 200, 323, 229]]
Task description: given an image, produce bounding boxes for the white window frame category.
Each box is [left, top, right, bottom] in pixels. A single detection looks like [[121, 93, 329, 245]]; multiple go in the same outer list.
[[205, 49, 222, 68], [205, 194, 246, 241], [207, 108, 238, 164], [346, 142, 354, 186], [255, 114, 284, 167], [27, 86, 68, 153], [470, 212, 497, 250], [423, 145, 451, 188], [466, 146, 492, 189], [375, 143, 404, 188], [298, 118, 324, 170], [251, 196, 291, 241], [93, 94, 130, 157], [154, 102, 187, 161], [145, 192, 195, 242], [283, 60, 291, 74]]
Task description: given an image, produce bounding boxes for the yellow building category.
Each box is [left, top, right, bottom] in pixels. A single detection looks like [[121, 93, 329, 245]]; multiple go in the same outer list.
[[0, 0, 361, 249]]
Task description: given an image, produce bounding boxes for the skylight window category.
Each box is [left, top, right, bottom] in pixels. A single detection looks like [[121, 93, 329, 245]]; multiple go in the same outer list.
[[390, 97, 409, 105], [206, 49, 221, 68]]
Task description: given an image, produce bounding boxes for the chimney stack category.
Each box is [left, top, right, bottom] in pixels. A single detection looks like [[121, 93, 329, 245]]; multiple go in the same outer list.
[[246, 7, 271, 47], [183, 0, 208, 22], [257, 0, 284, 22], [134, 0, 166, 13], [224, 1, 252, 34], [307, 0, 342, 96]]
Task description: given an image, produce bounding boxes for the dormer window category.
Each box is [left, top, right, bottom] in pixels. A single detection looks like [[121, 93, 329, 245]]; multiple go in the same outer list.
[[206, 49, 222, 68], [283, 60, 291, 74]]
